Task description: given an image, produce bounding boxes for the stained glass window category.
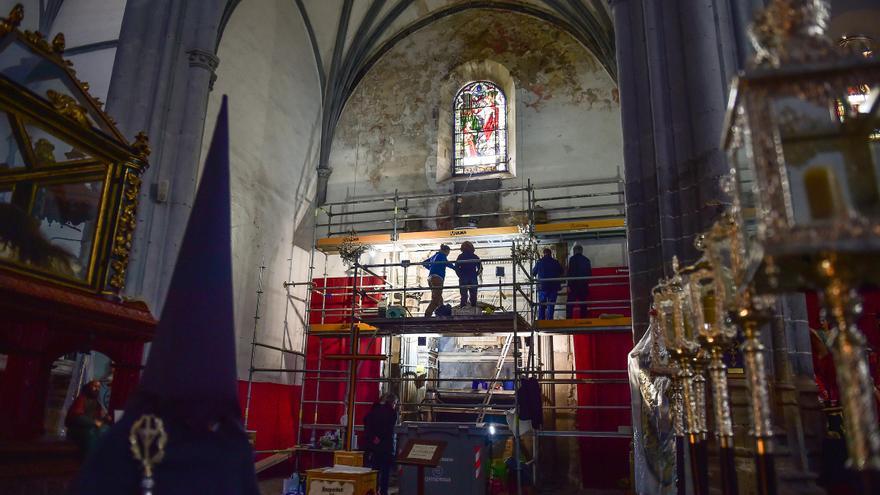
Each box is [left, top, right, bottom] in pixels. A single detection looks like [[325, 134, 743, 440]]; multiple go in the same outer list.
[[454, 81, 508, 175]]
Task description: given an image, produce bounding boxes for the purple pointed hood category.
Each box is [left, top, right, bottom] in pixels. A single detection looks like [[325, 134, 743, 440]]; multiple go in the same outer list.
[[132, 96, 240, 425]]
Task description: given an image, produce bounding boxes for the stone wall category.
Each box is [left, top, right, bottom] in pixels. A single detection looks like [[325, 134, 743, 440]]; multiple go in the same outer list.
[[201, 0, 321, 382], [325, 9, 624, 228]]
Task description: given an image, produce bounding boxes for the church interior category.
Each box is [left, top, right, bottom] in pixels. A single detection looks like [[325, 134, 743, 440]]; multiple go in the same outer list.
[[0, 1, 879, 494]]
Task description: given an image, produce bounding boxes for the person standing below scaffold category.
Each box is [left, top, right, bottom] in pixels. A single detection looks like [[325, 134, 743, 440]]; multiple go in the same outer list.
[[454, 241, 483, 308], [566, 244, 592, 319], [423, 244, 451, 317], [363, 393, 399, 495], [532, 248, 563, 320]]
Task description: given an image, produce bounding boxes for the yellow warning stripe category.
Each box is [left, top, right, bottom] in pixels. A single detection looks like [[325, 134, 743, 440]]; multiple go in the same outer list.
[[315, 219, 626, 252], [534, 218, 625, 234], [535, 317, 632, 329], [309, 322, 379, 333]]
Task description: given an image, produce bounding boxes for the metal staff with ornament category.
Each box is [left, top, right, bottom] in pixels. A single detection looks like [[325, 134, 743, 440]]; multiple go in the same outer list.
[[656, 268, 709, 495]]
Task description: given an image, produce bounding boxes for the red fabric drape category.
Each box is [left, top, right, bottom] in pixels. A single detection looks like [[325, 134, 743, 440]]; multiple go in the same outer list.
[[806, 290, 880, 412], [237, 380, 301, 456], [572, 266, 632, 489], [302, 277, 385, 443]]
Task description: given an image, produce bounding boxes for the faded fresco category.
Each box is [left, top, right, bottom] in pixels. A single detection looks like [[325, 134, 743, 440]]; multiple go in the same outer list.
[[327, 9, 622, 203]]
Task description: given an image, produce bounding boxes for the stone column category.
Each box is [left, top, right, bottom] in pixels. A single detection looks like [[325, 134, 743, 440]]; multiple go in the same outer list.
[[772, 294, 826, 489], [611, 1, 824, 492], [610, 0, 740, 341], [105, 0, 227, 312], [316, 167, 333, 207]]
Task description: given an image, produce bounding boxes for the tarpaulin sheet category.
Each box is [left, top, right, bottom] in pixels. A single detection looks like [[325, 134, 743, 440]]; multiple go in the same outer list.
[[628, 320, 676, 495]]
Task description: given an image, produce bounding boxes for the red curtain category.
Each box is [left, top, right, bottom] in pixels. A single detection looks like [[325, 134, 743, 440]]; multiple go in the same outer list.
[[302, 277, 385, 444], [237, 380, 301, 456], [806, 290, 880, 411], [572, 266, 632, 489]]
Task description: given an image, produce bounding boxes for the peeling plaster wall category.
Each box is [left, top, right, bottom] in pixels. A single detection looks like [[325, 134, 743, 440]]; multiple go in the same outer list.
[[326, 10, 624, 233], [201, 0, 321, 383]]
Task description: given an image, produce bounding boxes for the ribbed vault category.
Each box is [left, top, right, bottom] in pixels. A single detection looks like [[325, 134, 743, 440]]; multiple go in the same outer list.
[[218, 0, 616, 203]]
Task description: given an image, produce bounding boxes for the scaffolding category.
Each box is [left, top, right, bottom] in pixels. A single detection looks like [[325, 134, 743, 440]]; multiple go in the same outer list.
[[245, 177, 633, 491]]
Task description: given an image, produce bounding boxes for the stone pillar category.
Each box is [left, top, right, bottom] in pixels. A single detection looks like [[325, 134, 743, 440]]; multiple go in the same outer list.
[[316, 167, 333, 207], [610, 0, 740, 342], [771, 295, 826, 490], [104, 0, 227, 312]]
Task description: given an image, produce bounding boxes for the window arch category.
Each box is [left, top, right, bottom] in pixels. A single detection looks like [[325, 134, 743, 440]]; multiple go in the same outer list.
[[453, 81, 508, 175]]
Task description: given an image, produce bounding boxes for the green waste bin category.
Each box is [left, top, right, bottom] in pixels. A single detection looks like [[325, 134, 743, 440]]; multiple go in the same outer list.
[[396, 422, 493, 495]]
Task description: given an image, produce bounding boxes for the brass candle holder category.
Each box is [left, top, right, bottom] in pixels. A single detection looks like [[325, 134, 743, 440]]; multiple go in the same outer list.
[[650, 285, 688, 495], [713, 205, 779, 495], [732, 289, 779, 495], [816, 255, 880, 474], [683, 239, 739, 495], [662, 258, 709, 495]]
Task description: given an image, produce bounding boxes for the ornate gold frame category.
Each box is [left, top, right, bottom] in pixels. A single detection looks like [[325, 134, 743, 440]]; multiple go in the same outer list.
[[0, 4, 149, 295]]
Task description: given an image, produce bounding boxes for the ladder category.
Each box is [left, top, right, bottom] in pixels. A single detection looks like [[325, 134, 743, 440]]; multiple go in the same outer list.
[[477, 333, 514, 422]]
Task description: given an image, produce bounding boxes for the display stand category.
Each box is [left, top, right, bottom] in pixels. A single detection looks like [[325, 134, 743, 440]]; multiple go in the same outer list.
[[396, 439, 447, 495]]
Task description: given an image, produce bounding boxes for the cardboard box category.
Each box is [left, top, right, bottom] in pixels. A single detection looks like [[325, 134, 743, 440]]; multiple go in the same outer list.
[[306, 468, 377, 495], [334, 450, 364, 467]]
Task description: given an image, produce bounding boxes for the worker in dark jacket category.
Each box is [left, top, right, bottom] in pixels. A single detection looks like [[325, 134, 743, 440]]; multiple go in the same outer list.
[[566, 244, 592, 319], [363, 393, 399, 495], [532, 248, 563, 320], [454, 241, 482, 307]]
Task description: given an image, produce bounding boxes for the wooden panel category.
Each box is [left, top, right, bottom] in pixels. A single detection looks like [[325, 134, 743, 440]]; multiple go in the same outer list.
[[396, 225, 519, 241], [315, 219, 625, 252], [324, 354, 387, 361], [315, 234, 393, 252], [334, 450, 365, 467], [534, 218, 625, 234], [309, 323, 379, 333], [535, 317, 632, 330]]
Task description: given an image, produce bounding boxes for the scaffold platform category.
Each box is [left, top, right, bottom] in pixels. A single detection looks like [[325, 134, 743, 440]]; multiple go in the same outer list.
[[360, 313, 531, 335], [534, 316, 632, 334], [308, 316, 630, 336], [314, 218, 626, 253]]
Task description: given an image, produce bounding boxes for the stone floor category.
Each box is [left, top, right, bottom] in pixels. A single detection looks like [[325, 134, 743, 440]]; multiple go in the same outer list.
[[258, 477, 624, 495]]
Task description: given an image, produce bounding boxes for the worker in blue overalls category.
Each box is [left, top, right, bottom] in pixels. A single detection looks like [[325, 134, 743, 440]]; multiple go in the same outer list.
[[532, 248, 563, 320]]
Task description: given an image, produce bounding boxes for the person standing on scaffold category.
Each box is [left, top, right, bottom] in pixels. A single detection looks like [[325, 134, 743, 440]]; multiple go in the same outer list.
[[454, 241, 483, 308]]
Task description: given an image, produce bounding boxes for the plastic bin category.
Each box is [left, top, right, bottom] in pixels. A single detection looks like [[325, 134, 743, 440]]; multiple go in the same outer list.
[[396, 422, 493, 495]]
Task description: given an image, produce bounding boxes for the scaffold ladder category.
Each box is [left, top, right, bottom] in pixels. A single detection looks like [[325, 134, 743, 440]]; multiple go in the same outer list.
[[477, 333, 514, 423]]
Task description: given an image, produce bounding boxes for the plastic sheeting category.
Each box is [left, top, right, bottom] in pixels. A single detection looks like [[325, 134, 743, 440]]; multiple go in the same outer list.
[[628, 323, 677, 495]]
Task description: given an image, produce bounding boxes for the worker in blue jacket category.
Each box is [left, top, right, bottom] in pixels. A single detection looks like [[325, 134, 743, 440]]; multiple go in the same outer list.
[[532, 248, 563, 320], [423, 244, 451, 317]]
